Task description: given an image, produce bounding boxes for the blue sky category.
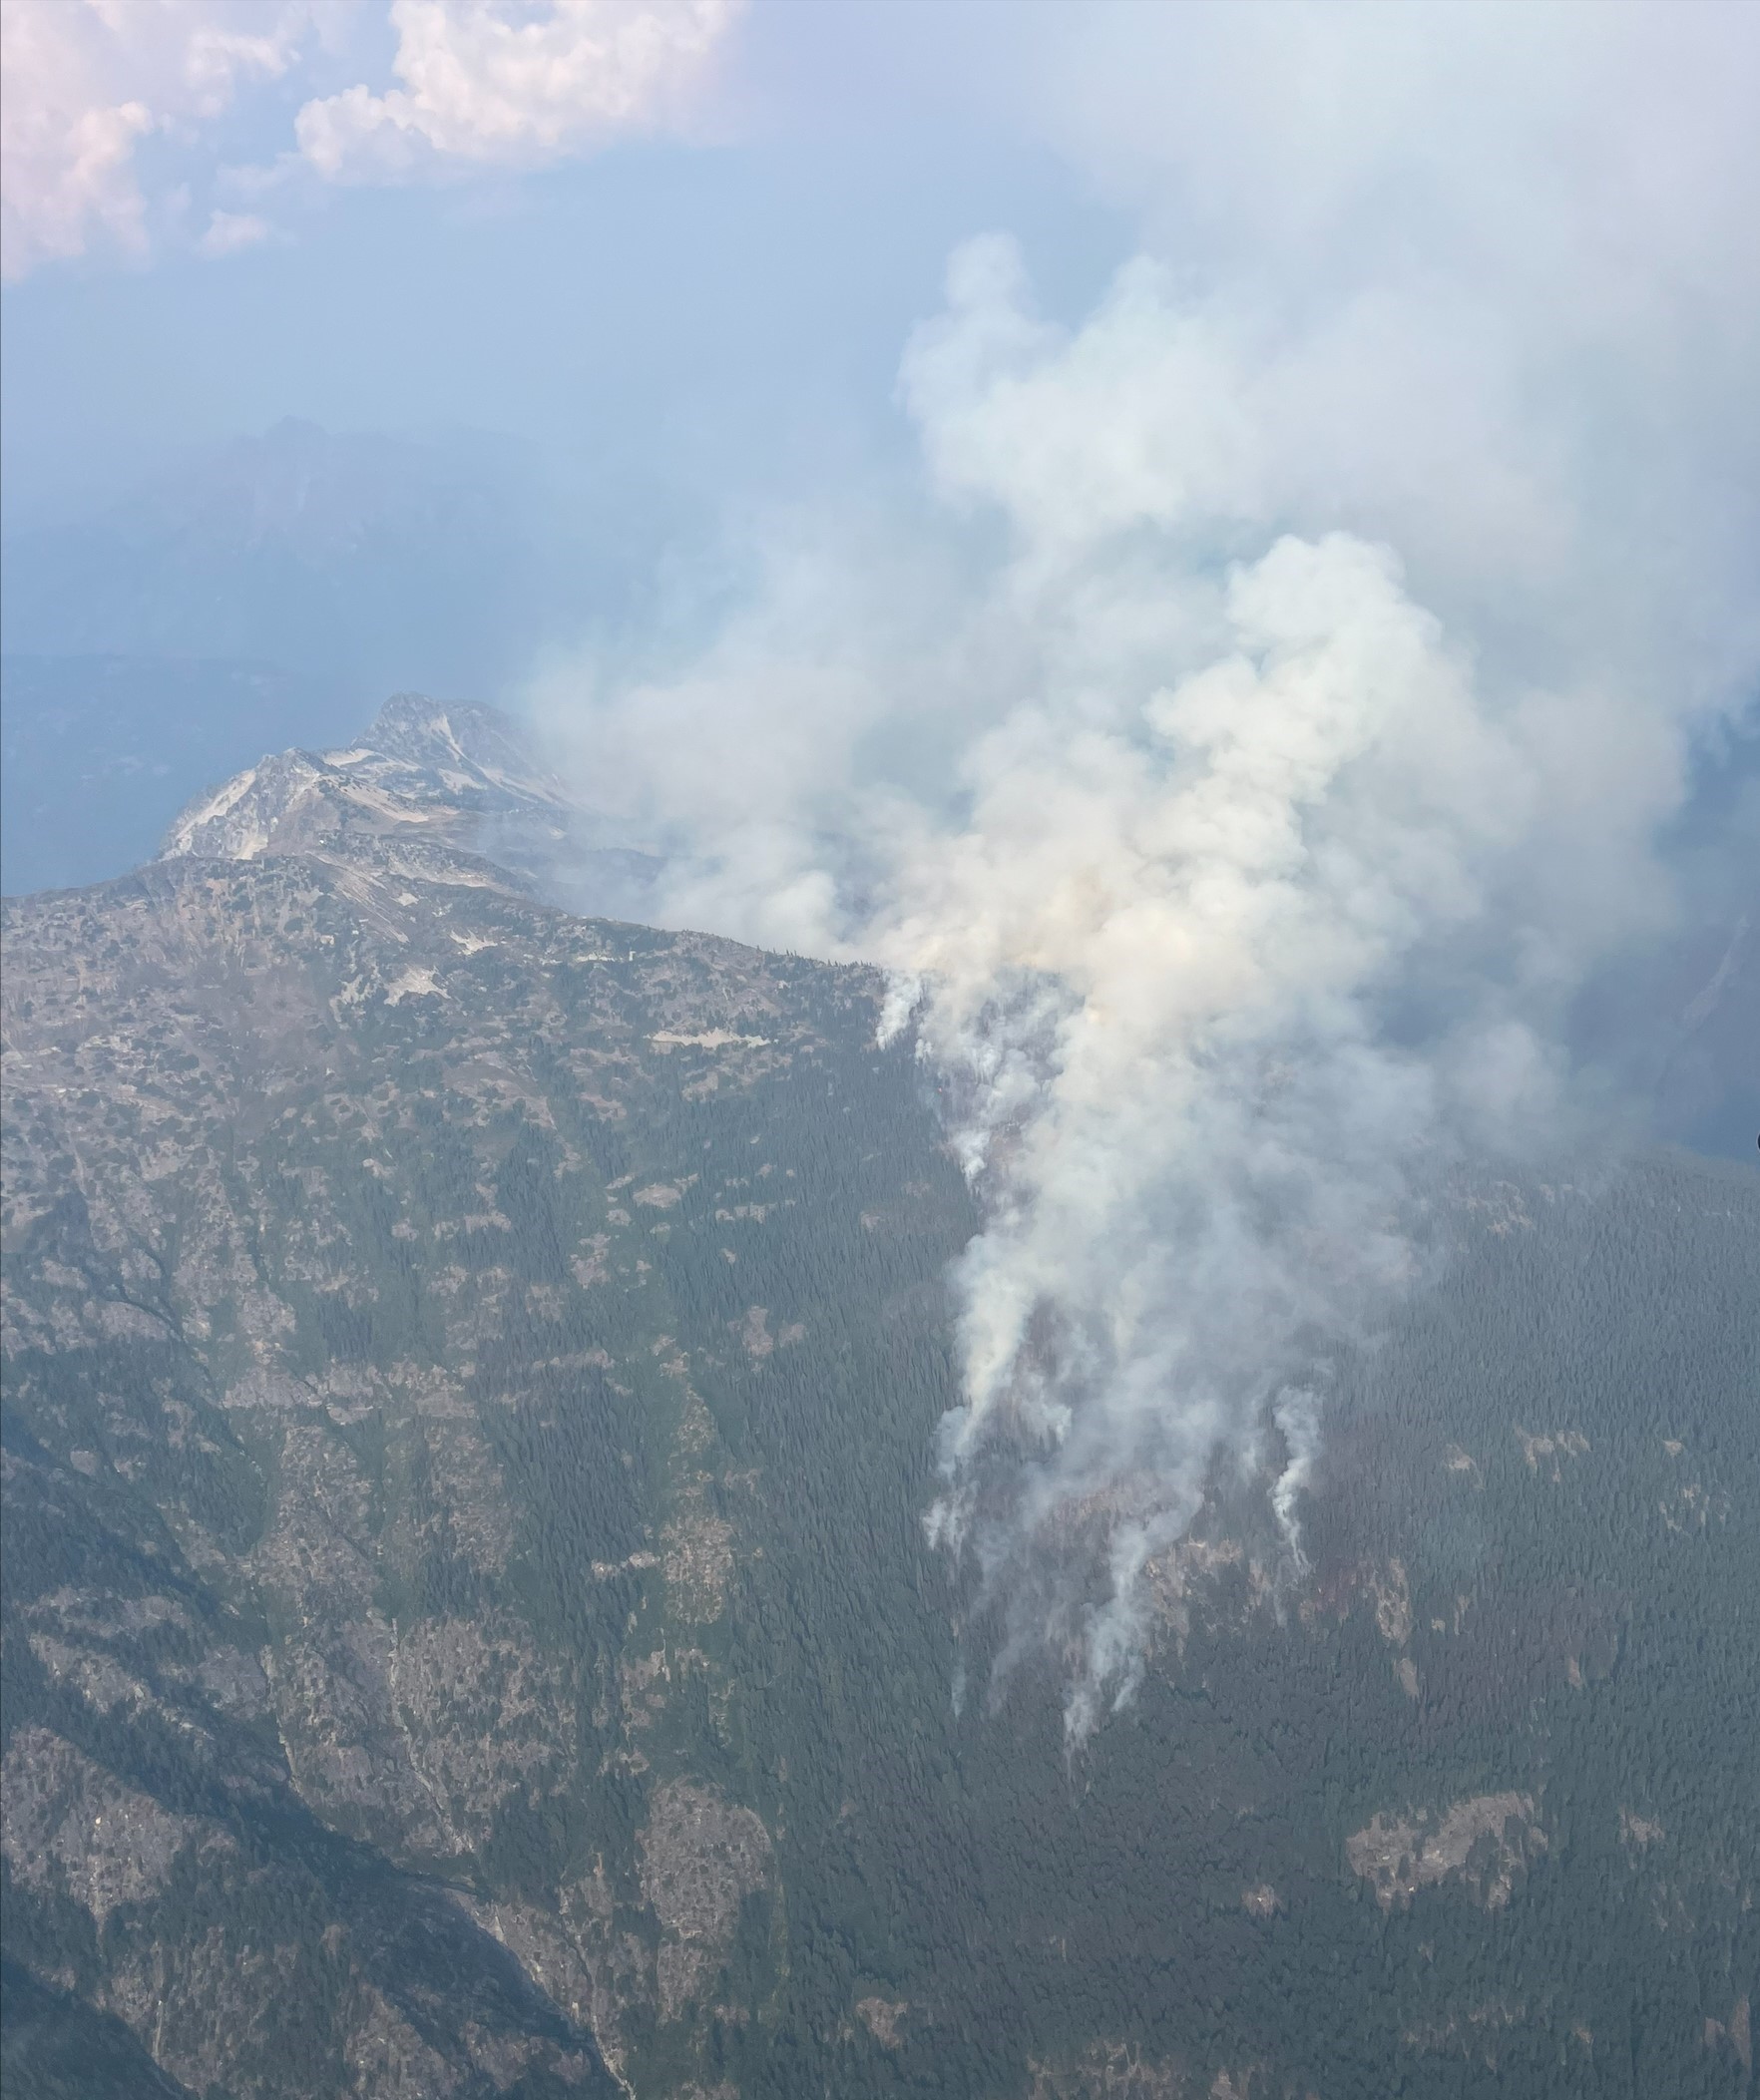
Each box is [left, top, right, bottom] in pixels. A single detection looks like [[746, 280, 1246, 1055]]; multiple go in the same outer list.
[[4, 3, 1754, 628], [6, 2, 1756, 663], [4, 3, 1756, 719], [1, 5, 1128, 523], [2, 126, 1113, 511]]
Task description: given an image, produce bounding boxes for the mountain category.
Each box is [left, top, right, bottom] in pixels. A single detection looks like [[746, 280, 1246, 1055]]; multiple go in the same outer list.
[[0, 657, 352, 899], [0, 422, 547, 702], [3, 702, 1757, 2099], [0, 420, 579, 898], [155, 691, 663, 919], [158, 691, 577, 862]]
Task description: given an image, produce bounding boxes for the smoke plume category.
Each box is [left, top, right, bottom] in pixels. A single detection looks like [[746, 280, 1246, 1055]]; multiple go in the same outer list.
[[537, 9, 1758, 1739]]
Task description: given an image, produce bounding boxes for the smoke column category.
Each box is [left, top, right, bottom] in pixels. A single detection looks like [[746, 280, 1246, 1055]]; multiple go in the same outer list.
[[538, 7, 1759, 1737]]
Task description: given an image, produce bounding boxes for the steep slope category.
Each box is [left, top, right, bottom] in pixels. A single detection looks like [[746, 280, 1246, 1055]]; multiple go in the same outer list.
[[3, 711, 1757, 2099], [2, 827, 974, 2097], [157, 691, 661, 920], [158, 692, 574, 859]]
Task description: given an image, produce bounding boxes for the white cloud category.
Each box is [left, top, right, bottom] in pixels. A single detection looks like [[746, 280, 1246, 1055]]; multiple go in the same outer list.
[[0, 0, 743, 277], [198, 206, 272, 256], [0, 0, 317, 279], [294, 0, 743, 183]]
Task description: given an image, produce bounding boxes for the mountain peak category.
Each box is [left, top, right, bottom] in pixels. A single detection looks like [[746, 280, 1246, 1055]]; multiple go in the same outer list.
[[158, 693, 574, 870], [358, 691, 567, 794]]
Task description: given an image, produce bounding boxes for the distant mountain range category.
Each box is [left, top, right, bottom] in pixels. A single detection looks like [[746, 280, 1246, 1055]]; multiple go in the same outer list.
[[0, 656, 348, 897], [1, 421, 548, 701], [0, 419, 542, 900], [0, 417, 685, 905]]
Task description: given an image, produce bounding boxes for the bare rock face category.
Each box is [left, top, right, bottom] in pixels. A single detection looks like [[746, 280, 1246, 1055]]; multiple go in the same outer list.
[[1346, 1793, 1547, 1912], [154, 691, 661, 915], [639, 1780, 772, 2022], [159, 695, 577, 866], [1, 1729, 228, 1925], [1025, 2041, 1212, 2099]]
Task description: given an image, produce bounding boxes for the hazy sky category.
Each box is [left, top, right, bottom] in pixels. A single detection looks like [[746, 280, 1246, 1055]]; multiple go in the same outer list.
[[0, 5, 1126, 521], [5, 3, 1755, 668]]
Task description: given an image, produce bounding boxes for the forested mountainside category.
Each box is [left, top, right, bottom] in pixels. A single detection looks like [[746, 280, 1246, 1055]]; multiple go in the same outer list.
[[2, 707, 1756, 2100]]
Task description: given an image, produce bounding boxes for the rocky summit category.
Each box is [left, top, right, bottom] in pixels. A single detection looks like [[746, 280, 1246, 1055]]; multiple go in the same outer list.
[[3, 702, 1757, 2100]]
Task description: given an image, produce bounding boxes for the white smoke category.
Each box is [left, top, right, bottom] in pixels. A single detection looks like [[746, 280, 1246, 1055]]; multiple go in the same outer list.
[[868, 504, 1564, 1740], [535, 10, 1758, 1741]]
